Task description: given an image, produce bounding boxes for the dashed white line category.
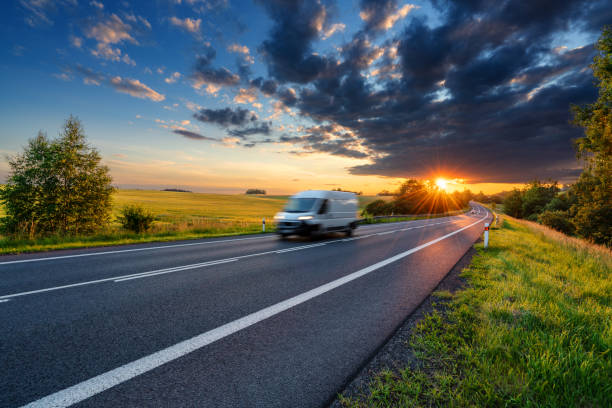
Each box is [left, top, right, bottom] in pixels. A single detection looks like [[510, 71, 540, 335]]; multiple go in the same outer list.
[[0, 215, 479, 301], [20, 213, 487, 408]]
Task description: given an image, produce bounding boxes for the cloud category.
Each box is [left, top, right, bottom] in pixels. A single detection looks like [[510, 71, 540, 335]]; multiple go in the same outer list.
[[234, 88, 257, 104], [227, 123, 271, 138], [227, 43, 249, 54], [193, 107, 257, 127], [69, 35, 82, 48], [359, 1, 418, 32], [85, 14, 137, 65], [19, 0, 77, 27], [258, 0, 333, 83], [109, 76, 165, 101], [321, 23, 346, 40], [173, 129, 216, 141], [243, 0, 604, 183], [165, 71, 182, 84], [191, 47, 240, 89], [169, 16, 202, 38], [90, 1, 103, 10]]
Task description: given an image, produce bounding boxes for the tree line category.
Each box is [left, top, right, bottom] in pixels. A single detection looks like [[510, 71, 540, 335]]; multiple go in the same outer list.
[[364, 179, 473, 216], [503, 27, 611, 246]]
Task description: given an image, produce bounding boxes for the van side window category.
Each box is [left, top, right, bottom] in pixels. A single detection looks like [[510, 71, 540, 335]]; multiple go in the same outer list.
[[318, 199, 328, 214]]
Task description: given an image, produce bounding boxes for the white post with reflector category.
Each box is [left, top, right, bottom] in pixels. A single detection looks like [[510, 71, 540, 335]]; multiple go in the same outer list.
[[484, 223, 489, 248], [262, 217, 266, 232]]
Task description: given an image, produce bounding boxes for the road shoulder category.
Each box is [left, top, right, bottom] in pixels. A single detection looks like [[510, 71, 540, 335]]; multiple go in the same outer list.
[[329, 244, 477, 407]]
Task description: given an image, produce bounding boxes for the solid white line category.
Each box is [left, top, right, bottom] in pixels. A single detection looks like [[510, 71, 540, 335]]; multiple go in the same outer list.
[[0, 299, 10, 303], [0, 235, 274, 266], [21, 213, 487, 408]]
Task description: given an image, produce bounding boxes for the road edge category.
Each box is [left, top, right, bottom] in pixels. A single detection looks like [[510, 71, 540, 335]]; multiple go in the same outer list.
[[328, 241, 480, 407]]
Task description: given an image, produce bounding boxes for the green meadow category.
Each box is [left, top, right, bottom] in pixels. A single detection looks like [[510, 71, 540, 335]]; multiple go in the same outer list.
[[340, 215, 612, 407], [0, 189, 384, 254]]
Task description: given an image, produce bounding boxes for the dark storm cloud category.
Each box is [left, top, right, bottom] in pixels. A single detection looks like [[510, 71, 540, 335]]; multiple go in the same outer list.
[[193, 107, 257, 127], [257, 0, 335, 83], [227, 123, 272, 138], [173, 129, 217, 141], [245, 0, 605, 183], [192, 47, 240, 86]]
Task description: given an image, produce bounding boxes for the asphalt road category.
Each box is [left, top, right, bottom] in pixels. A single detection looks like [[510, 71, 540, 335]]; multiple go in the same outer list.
[[0, 205, 491, 408]]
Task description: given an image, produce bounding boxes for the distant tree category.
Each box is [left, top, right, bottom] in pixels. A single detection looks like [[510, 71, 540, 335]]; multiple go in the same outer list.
[[377, 190, 393, 196], [570, 26, 612, 245], [503, 189, 524, 218], [521, 181, 560, 220], [0, 116, 113, 237], [245, 189, 266, 195], [331, 187, 362, 195]]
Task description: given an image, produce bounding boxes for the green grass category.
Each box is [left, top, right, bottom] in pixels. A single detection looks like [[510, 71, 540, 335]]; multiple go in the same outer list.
[[0, 189, 384, 254], [360, 208, 468, 224], [340, 216, 612, 407]]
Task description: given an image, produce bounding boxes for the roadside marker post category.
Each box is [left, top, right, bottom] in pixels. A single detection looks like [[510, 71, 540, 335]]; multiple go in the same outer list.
[[262, 217, 266, 232], [484, 223, 489, 248]]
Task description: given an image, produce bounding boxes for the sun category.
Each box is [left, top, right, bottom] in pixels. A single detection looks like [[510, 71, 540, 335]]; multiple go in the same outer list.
[[435, 177, 449, 191]]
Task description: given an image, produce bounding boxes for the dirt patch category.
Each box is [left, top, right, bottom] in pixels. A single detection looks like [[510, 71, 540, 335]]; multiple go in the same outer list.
[[329, 245, 478, 407]]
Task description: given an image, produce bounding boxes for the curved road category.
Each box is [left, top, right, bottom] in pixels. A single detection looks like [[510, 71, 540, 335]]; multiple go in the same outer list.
[[0, 205, 491, 407]]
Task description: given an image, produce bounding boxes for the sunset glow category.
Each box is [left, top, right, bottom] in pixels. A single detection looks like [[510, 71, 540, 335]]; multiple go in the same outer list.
[[435, 178, 450, 191]]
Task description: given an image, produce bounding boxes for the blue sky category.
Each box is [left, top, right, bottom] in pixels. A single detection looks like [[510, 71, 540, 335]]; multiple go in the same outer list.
[[0, 0, 606, 194]]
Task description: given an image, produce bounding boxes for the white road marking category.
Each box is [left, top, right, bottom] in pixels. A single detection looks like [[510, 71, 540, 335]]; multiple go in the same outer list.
[[0, 299, 10, 303], [0, 215, 478, 301], [0, 215, 469, 266], [276, 243, 327, 253], [0, 235, 274, 266], [21, 213, 487, 408], [376, 230, 396, 236], [113, 259, 238, 282]]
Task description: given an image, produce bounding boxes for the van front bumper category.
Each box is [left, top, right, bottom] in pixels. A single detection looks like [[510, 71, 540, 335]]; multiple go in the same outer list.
[[275, 220, 318, 236]]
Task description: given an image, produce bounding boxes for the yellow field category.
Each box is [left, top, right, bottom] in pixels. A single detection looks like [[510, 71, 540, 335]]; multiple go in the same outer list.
[[0, 190, 386, 254], [111, 190, 288, 224]]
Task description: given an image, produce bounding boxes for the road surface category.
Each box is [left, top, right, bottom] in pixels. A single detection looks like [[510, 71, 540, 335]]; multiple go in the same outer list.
[[0, 205, 491, 407]]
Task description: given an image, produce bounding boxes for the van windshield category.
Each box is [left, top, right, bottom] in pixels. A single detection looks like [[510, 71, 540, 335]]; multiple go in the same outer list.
[[284, 198, 317, 213]]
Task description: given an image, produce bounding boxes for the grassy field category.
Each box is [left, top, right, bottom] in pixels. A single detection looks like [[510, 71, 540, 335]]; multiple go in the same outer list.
[[0, 190, 385, 254], [340, 216, 612, 407]]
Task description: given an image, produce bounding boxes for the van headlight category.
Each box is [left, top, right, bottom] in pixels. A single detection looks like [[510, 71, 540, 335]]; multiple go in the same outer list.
[[298, 215, 313, 220], [274, 214, 285, 220]]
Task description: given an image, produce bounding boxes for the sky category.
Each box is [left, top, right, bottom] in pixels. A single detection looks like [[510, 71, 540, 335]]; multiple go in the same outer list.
[[0, 0, 608, 195]]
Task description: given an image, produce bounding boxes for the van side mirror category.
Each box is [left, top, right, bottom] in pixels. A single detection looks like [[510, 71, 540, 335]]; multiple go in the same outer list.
[[318, 199, 328, 214]]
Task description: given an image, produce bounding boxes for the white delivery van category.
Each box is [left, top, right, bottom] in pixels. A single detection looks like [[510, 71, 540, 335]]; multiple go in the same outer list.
[[274, 190, 359, 238]]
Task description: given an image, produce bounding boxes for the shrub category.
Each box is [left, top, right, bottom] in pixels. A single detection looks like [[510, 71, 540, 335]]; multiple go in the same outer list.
[[365, 199, 393, 216], [539, 210, 575, 235], [119, 205, 155, 233]]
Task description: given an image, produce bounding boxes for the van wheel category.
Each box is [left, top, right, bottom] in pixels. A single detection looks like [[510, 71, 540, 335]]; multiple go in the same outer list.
[[345, 226, 353, 237], [279, 234, 289, 240]]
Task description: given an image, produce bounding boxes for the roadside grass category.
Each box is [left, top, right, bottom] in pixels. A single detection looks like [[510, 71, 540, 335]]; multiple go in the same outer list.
[[0, 190, 384, 254], [340, 216, 612, 407]]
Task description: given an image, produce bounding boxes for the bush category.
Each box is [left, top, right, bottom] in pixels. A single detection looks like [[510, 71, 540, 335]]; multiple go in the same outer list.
[[365, 199, 393, 216], [539, 210, 575, 235], [119, 205, 155, 233]]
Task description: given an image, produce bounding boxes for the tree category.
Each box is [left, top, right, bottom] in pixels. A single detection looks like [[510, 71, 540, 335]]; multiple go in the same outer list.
[[0, 116, 113, 237], [570, 26, 612, 245], [503, 189, 524, 218], [521, 181, 559, 220], [245, 189, 266, 194]]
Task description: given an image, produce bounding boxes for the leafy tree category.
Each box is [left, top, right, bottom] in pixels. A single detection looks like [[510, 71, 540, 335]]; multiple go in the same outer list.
[[364, 199, 393, 216], [521, 181, 560, 219], [0, 116, 113, 237], [570, 26, 612, 245], [503, 189, 524, 218]]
